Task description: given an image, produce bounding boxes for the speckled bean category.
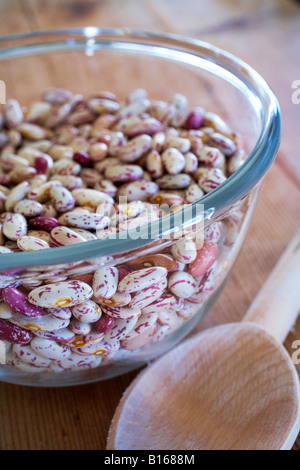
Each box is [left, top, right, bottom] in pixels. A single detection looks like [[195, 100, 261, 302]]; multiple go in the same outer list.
[[124, 313, 158, 341], [197, 167, 227, 193], [5, 181, 31, 212], [128, 278, 167, 309], [31, 337, 71, 360], [141, 294, 176, 315], [29, 216, 59, 232], [171, 238, 197, 264], [58, 211, 110, 230], [156, 174, 192, 189], [127, 253, 177, 272], [105, 163, 143, 183], [55, 352, 102, 370], [117, 134, 152, 163], [71, 300, 102, 323], [2, 287, 44, 318], [14, 199, 43, 217], [17, 235, 50, 251], [101, 305, 141, 320], [184, 184, 204, 204], [3, 99, 23, 128], [117, 180, 159, 202], [50, 226, 87, 246], [3, 213, 27, 240], [33, 327, 75, 342], [103, 317, 138, 342], [28, 280, 93, 308], [95, 315, 115, 334], [13, 343, 52, 367], [72, 188, 113, 207], [206, 132, 236, 156], [0, 318, 33, 344], [188, 240, 219, 277], [118, 267, 168, 294], [49, 185, 75, 212], [9, 311, 69, 332], [168, 271, 197, 298], [121, 323, 158, 350], [92, 267, 118, 300], [161, 147, 186, 175]]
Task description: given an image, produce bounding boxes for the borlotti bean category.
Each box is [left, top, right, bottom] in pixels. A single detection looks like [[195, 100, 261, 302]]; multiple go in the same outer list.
[[28, 281, 93, 308], [0, 88, 248, 373]]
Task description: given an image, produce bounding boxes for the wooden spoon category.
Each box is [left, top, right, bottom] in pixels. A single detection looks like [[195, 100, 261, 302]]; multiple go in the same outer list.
[[107, 229, 300, 450]]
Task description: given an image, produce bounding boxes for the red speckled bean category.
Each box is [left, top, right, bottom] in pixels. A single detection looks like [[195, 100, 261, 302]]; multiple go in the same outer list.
[[0, 318, 33, 344], [92, 267, 118, 300], [2, 287, 44, 318], [101, 305, 141, 320], [188, 240, 219, 277], [117, 134, 152, 163], [128, 278, 167, 309], [29, 216, 59, 231], [71, 300, 102, 323], [95, 315, 115, 334], [3, 213, 27, 240], [118, 267, 168, 294], [28, 280, 93, 308], [50, 226, 87, 246], [168, 271, 197, 298]]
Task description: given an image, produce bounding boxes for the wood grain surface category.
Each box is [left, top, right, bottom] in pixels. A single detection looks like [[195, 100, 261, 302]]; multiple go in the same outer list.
[[0, 0, 299, 450]]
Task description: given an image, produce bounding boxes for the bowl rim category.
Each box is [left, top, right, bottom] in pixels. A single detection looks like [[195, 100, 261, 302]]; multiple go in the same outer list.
[[0, 27, 282, 271]]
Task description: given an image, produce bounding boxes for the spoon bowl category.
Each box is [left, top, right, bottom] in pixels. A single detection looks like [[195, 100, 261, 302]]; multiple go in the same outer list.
[[108, 322, 299, 450], [107, 229, 300, 450]]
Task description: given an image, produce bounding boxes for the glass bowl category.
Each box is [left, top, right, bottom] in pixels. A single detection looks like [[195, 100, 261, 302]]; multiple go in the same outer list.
[[0, 28, 281, 386]]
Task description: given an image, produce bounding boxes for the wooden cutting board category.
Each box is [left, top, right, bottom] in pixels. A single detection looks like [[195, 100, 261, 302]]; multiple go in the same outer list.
[[0, 0, 299, 450]]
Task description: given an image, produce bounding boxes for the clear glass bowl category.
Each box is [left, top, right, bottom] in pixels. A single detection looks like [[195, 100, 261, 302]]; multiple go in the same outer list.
[[0, 28, 281, 386]]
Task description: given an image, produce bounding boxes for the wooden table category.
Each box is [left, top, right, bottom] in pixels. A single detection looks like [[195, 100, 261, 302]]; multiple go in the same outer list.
[[0, 0, 300, 450]]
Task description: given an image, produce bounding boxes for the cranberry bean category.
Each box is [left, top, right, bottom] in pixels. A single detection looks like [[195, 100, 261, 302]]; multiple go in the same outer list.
[[71, 300, 102, 323], [197, 167, 227, 193], [92, 267, 118, 300], [117, 134, 152, 163], [0, 318, 33, 344], [171, 238, 197, 264], [5, 181, 31, 212], [196, 145, 225, 168], [17, 235, 50, 251], [29, 216, 59, 231], [121, 323, 158, 350], [95, 315, 115, 334], [13, 343, 52, 367], [58, 211, 110, 230], [129, 278, 167, 309], [105, 164, 143, 182], [3, 213, 27, 240], [31, 337, 71, 361], [141, 294, 176, 315], [42, 88, 73, 104], [168, 271, 197, 298], [103, 317, 138, 342], [117, 180, 159, 202], [14, 199, 43, 217], [33, 328, 75, 342], [188, 240, 219, 277], [3, 99, 23, 128], [28, 280, 93, 308], [206, 132, 236, 156], [102, 305, 141, 320], [118, 267, 168, 294]]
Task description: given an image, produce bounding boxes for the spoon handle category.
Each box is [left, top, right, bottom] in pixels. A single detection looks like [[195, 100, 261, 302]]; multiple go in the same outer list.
[[243, 228, 300, 344]]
